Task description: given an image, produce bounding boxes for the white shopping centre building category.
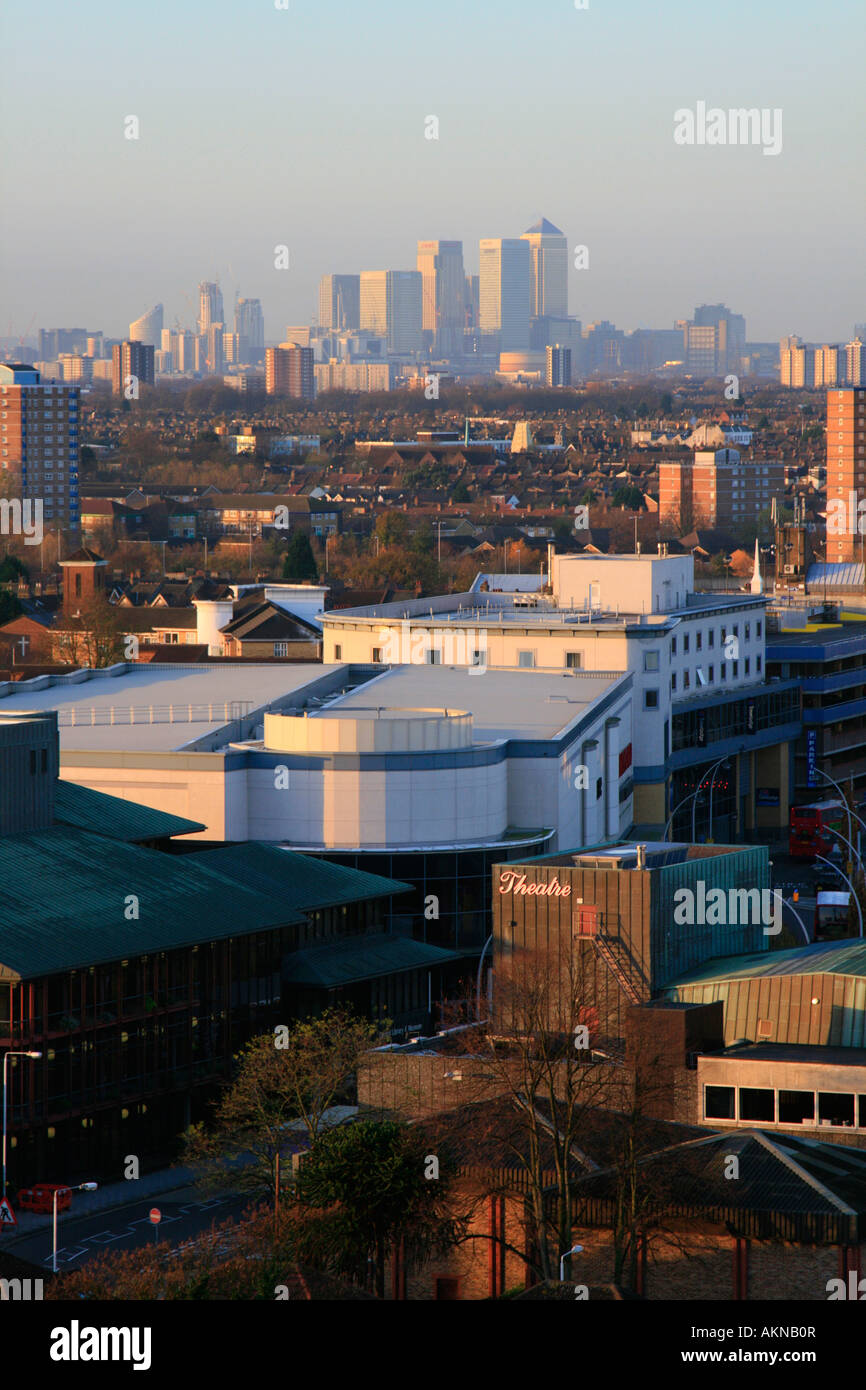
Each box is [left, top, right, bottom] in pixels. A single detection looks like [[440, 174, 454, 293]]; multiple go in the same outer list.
[[0, 655, 632, 957], [0, 553, 801, 958]]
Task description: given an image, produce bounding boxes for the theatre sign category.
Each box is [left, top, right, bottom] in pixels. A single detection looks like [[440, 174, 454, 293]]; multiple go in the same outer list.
[[497, 870, 571, 898]]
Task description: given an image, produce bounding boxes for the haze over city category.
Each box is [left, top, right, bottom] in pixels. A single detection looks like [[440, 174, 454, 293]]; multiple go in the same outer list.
[[1, 0, 863, 342]]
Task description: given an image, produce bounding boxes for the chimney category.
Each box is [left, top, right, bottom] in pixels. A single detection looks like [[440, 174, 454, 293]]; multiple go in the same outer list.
[[636, 843, 646, 870]]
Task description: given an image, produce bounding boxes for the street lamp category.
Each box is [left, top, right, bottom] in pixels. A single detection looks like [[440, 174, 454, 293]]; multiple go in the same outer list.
[[663, 754, 728, 842], [774, 894, 811, 945], [475, 934, 494, 1021], [811, 768, 854, 876], [52, 1181, 98, 1274], [560, 1243, 584, 1283], [812, 853, 864, 939], [826, 825, 866, 881], [2, 1051, 41, 1200]]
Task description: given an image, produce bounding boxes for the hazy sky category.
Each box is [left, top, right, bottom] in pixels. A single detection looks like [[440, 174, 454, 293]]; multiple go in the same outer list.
[[2, 0, 863, 344]]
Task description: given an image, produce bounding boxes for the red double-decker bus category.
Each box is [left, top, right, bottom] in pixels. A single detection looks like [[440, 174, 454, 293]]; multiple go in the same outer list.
[[789, 800, 847, 858]]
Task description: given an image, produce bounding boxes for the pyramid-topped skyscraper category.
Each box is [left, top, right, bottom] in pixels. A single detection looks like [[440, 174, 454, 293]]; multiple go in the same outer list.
[[521, 217, 568, 319]]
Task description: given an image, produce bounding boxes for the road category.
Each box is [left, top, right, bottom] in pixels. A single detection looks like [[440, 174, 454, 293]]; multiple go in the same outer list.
[[3, 1185, 250, 1271]]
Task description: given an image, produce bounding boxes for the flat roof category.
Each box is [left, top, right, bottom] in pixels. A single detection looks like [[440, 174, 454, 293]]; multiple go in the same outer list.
[[324, 591, 764, 629], [717, 1043, 866, 1067], [328, 665, 626, 742], [0, 663, 341, 753]]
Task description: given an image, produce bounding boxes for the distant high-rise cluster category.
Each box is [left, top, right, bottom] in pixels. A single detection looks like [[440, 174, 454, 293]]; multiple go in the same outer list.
[[781, 335, 865, 388], [27, 225, 853, 398]]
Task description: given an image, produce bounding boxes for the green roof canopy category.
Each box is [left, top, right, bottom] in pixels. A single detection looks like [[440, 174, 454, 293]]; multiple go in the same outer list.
[[53, 779, 205, 842], [283, 933, 459, 989]]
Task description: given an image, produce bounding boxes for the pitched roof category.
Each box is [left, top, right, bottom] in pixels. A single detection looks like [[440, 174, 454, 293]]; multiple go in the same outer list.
[[53, 778, 205, 842], [0, 827, 308, 979], [189, 842, 411, 913], [570, 1128, 866, 1241], [282, 933, 458, 988]]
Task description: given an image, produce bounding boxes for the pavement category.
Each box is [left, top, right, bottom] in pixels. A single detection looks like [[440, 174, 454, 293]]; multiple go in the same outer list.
[[0, 1103, 358, 1250]]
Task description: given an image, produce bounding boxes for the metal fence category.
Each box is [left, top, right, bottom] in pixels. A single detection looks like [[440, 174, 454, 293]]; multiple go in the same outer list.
[[57, 701, 254, 727]]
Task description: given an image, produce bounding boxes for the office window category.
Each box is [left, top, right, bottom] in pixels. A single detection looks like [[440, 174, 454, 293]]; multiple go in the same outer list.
[[708, 630, 715, 648], [708, 666, 714, 683], [683, 634, 690, 654], [333, 644, 342, 661], [565, 651, 581, 669], [670, 673, 677, 692], [745, 657, 750, 675], [732, 661, 739, 677], [696, 632, 702, 651], [671, 637, 677, 655], [517, 650, 536, 668], [756, 621, 762, 638], [372, 647, 383, 663], [644, 689, 659, 709], [757, 655, 762, 673], [739, 1088, 775, 1122], [818, 1092, 855, 1127], [779, 1090, 815, 1124], [683, 671, 690, 689], [427, 649, 441, 665], [705, 1086, 735, 1120], [745, 623, 751, 640], [644, 651, 660, 672]]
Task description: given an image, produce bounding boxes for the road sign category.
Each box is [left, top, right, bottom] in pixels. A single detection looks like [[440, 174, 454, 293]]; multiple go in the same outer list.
[[0, 1198, 17, 1227], [149, 1207, 161, 1224]]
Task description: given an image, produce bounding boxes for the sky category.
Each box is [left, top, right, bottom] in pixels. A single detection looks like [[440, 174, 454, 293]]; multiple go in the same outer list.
[[1, 0, 864, 345]]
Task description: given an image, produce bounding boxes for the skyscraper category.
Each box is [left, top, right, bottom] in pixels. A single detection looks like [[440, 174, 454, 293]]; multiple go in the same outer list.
[[826, 386, 866, 563], [521, 218, 568, 320], [234, 299, 265, 362], [416, 241, 464, 358], [128, 304, 164, 347], [198, 282, 224, 336], [0, 362, 80, 533], [265, 346, 315, 398], [479, 239, 530, 351], [318, 275, 361, 331], [360, 271, 423, 355], [111, 342, 155, 396]]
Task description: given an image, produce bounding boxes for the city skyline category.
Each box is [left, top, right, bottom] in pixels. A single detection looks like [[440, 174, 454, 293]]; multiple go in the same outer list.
[[1, 0, 863, 343]]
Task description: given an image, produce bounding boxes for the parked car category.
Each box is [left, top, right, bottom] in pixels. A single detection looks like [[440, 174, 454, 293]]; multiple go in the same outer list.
[[16, 1183, 71, 1215]]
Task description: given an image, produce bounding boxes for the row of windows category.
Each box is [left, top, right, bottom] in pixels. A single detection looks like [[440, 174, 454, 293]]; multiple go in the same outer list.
[[668, 655, 762, 692], [706, 1084, 866, 1129], [667, 620, 762, 660]]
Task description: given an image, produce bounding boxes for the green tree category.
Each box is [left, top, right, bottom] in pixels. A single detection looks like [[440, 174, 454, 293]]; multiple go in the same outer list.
[[293, 1118, 466, 1298], [612, 485, 644, 511], [452, 481, 471, 503], [375, 512, 410, 548], [0, 554, 29, 584], [182, 1011, 379, 1203], [282, 530, 319, 582], [0, 590, 22, 623]]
